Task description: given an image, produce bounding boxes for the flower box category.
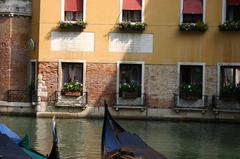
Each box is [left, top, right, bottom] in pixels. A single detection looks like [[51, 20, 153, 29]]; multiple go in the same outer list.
[[118, 22, 147, 32], [220, 95, 237, 101], [122, 91, 138, 99], [179, 22, 208, 32], [62, 81, 83, 97], [179, 83, 202, 100], [59, 20, 86, 31], [120, 81, 141, 99], [219, 21, 240, 32], [220, 83, 240, 100], [64, 91, 81, 97], [181, 94, 201, 101]]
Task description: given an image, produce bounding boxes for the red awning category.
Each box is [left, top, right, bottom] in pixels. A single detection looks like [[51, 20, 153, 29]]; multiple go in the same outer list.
[[183, 0, 203, 14], [228, 0, 240, 6], [65, 0, 83, 12], [123, 0, 142, 10]]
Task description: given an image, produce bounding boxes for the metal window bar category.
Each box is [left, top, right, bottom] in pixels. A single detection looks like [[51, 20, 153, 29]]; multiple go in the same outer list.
[[114, 93, 146, 107], [174, 94, 208, 109], [212, 95, 240, 111], [51, 91, 88, 107], [7, 90, 36, 103]]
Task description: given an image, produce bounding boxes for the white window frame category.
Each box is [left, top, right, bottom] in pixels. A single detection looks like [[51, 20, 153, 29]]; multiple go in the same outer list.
[[116, 61, 145, 104], [217, 63, 240, 96], [61, 0, 87, 22], [222, 0, 227, 23], [120, 0, 145, 23], [58, 60, 87, 92], [177, 62, 206, 101], [180, 0, 206, 24]]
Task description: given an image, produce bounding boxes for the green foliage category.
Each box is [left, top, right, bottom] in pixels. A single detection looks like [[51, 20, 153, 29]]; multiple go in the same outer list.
[[180, 83, 202, 97], [59, 20, 86, 30], [63, 81, 83, 92], [220, 83, 240, 98], [118, 22, 147, 32], [219, 21, 240, 31], [120, 81, 141, 92], [179, 21, 208, 32]]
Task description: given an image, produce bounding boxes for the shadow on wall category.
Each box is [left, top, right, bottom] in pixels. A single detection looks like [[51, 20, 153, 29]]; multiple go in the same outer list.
[[0, 16, 31, 101], [89, 0, 177, 108]]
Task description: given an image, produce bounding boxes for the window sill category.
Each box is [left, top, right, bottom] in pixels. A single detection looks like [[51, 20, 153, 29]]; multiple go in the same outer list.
[[113, 105, 146, 112], [179, 22, 208, 32]]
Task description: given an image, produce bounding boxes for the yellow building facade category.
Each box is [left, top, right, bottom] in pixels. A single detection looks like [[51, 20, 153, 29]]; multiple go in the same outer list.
[[31, 0, 240, 114]]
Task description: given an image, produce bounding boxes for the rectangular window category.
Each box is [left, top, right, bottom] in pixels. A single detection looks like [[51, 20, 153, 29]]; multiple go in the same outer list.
[[183, 0, 203, 23], [220, 66, 240, 89], [62, 63, 83, 85], [30, 61, 37, 92], [226, 0, 240, 21], [180, 65, 203, 98], [122, 0, 142, 22], [119, 64, 142, 97], [30, 62, 36, 84], [65, 0, 83, 21]]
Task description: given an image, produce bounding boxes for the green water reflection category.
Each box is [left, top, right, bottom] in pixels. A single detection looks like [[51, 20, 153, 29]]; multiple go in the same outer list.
[[0, 116, 240, 159]]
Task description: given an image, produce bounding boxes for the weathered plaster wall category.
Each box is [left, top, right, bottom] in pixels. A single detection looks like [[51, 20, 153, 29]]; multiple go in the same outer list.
[[0, 17, 31, 101], [0, 17, 11, 100], [145, 65, 178, 108], [0, 0, 31, 16]]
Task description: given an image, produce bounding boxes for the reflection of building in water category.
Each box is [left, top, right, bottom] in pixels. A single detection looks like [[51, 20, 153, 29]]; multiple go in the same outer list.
[[35, 118, 52, 155]]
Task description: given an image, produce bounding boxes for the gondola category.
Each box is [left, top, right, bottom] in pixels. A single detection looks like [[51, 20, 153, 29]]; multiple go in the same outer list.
[[101, 101, 167, 159], [0, 117, 60, 159]]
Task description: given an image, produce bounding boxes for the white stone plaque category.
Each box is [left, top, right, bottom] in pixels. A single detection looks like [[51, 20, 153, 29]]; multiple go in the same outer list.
[[51, 32, 95, 52], [109, 33, 153, 53]]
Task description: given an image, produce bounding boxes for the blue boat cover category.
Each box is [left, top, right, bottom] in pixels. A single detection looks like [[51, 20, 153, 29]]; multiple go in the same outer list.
[[103, 119, 121, 153], [102, 104, 167, 159], [0, 133, 31, 159], [22, 148, 47, 159], [19, 135, 47, 159], [0, 124, 21, 144], [117, 132, 147, 147]]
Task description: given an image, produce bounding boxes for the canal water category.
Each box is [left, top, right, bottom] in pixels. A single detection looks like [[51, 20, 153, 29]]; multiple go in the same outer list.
[[0, 116, 240, 159]]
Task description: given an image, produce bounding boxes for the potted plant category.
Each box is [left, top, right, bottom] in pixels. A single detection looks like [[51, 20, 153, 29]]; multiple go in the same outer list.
[[179, 83, 202, 100], [220, 83, 240, 101], [219, 21, 240, 32], [59, 20, 86, 31], [62, 81, 83, 97], [118, 22, 147, 32], [120, 81, 141, 99], [179, 21, 208, 32]]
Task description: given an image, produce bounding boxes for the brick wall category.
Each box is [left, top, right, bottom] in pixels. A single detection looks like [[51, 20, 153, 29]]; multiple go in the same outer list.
[[10, 17, 30, 90], [0, 17, 30, 101], [36, 62, 217, 109], [145, 65, 178, 108], [0, 17, 10, 100], [86, 63, 117, 107], [38, 62, 58, 101], [206, 66, 217, 96]]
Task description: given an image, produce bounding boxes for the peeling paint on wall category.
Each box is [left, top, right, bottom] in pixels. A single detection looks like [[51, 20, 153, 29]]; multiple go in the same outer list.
[[0, 0, 31, 16]]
